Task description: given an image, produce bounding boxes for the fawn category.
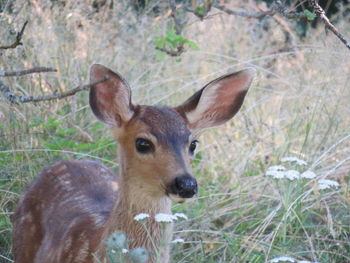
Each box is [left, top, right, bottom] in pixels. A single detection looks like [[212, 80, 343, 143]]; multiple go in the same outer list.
[[12, 64, 255, 263]]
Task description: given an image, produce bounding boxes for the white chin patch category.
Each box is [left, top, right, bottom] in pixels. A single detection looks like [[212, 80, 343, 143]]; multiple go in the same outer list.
[[169, 194, 188, 203]]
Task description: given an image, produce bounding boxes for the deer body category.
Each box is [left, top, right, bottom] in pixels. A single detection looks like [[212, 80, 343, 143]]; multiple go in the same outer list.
[[12, 64, 255, 263]]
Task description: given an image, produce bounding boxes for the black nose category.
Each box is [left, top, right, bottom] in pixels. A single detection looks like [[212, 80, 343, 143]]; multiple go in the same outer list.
[[172, 175, 198, 198]]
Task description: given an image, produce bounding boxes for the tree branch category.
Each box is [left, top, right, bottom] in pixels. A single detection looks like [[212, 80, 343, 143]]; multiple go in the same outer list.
[[155, 46, 184, 57], [213, 3, 275, 19], [0, 76, 108, 104], [212, 1, 308, 20], [0, 21, 28, 50], [0, 67, 57, 77], [169, 0, 183, 35], [309, 0, 350, 50]]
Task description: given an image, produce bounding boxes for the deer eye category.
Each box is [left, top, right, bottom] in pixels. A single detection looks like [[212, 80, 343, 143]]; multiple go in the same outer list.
[[135, 138, 154, 154], [189, 140, 198, 154]]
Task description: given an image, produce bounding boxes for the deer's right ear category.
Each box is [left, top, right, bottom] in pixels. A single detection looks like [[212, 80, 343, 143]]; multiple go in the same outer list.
[[89, 64, 134, 127]]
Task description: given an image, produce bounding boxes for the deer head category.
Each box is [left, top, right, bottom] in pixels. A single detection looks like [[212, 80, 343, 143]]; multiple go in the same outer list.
[[89, 64, 255, 203]]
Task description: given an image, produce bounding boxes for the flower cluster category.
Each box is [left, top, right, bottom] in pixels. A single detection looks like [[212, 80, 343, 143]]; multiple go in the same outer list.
[[134, 212, 188, 223], [266, 156, 340, 190], [271, 256, 319, 263], [266, 165, 316, 180], [134, 212, 187, 245]]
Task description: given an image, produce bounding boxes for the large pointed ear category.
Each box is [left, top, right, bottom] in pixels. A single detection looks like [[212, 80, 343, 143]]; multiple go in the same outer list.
[[89, 64, 134, 127], [175, 68, 255, 131]]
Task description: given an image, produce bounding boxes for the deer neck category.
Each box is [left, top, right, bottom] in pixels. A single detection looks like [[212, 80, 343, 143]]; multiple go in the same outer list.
[[101, 151, 173, 261]]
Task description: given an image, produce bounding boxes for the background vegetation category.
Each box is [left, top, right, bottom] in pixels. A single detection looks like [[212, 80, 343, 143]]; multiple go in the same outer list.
[[0, 0, 349, 262]]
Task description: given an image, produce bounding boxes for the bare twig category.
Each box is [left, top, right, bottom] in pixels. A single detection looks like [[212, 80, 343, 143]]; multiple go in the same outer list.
[[213, 1, 349, 51], [309, 0, 350, 50], [213, 1, 308, 20], [273, 1, 308, 20], [213, 3, 275, 19], [0, 76, 108, 104], [0, 21, 28, 50], [169, 0, 183, 35], [0, 67, 57, 77], [155, 46, 184, 57]]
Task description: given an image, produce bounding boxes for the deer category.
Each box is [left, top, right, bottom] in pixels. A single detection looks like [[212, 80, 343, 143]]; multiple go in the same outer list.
[[12, 64, 255, 263]]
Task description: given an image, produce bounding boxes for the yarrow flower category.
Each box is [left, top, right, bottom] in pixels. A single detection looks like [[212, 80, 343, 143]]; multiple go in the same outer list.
[[284, 170, 300, 180], [300, 170, 316, 179], [134, 213, 150, 221], [171, 238, 185, 243], [121, 248, 129, 254], [271, 256, 296, 262], [155, 213, 177, 223], [281, 157, 307, 166], [266, 165, 318, 181], [266, 167, 300, 181], [318, 179, 339, 190], [266, 167, 285, 179], [270, 256, 319, 263], [268, 165, 287, 171]]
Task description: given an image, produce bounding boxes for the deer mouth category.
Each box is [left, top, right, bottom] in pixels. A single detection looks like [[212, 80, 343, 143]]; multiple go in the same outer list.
[[168, 193, 188, 203]]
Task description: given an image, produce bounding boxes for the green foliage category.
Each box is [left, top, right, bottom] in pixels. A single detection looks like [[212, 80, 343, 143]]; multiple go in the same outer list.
[[1, 1, 350, 262], [304, 9, 316, 21], [155, 29, 200, 54], [195, 6, 204, 16], [106, 232, 149, 263]]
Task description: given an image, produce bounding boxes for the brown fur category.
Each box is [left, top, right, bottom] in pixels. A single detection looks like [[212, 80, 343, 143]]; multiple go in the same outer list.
[[13, 106, 191, 263], [12, 64, 255, 263]]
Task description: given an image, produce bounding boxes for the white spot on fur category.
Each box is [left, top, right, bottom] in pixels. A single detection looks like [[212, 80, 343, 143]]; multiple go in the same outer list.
[[56, 164, 67, 172], [76, 239, 89, 262]]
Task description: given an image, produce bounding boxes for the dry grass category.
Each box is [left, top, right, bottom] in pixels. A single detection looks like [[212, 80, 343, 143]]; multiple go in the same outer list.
[[0, 1, 349, 262]]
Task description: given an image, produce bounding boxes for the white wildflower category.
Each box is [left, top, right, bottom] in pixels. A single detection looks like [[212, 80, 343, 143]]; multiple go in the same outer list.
[[266, 170, 285, 179], [111, 249, 116, 254], [285, 170, 300, 180], [318, 179, 340, 190], [122, 248, 129, 254], [271, 256, 296, 262], [171, 238, 185, 243], [300, 171, 316, 179], [281, 157, 307, 166], [155, 213, 177, 223], [174, 213, 188, 220], [134, 213, 150, 221], [266, 168, 300, 180], [268, 165, 286, 171]]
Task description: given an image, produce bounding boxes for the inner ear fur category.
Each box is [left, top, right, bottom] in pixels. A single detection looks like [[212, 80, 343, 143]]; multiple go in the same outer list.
[[175, 68, 255, 130], [89, 64, 134, 127]]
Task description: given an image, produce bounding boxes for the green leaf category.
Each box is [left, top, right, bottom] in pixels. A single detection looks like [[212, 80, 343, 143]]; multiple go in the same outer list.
[[188, 41, 200, 50], [56, 128, 77, 136], [166, 30, 178, 41], [156, 50, 165, 61], [196, 6, 204, 16], [304, 9, 316, 21]]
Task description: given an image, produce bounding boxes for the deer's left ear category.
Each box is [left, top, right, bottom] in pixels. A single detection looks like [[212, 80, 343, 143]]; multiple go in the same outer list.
[[174, 68, 255, 131]]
